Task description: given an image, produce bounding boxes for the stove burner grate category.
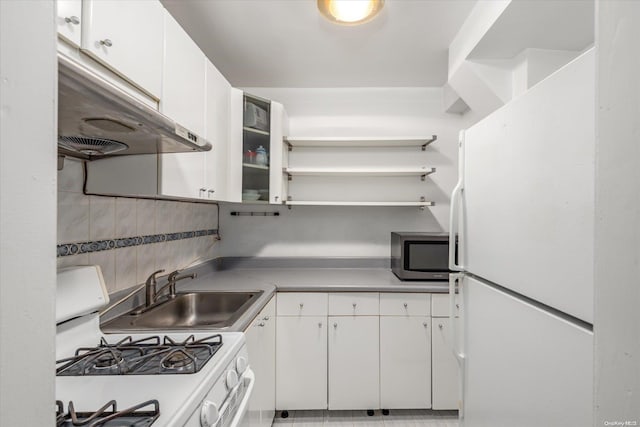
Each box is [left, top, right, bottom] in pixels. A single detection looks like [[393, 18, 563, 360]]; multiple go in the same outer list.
[[56, 399, 159, 427], [56, 334, 222, 376]]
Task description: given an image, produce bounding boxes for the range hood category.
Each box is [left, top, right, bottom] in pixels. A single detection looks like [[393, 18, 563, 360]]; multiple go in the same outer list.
[[58, 55, 211, 160]]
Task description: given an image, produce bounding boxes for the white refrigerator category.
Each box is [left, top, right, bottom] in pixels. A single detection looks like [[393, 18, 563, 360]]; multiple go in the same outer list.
[[448, 49, 595, 427]]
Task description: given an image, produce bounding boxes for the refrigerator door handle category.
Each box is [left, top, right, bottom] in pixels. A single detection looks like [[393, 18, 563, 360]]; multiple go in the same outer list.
[[449, 130, 465, 271]]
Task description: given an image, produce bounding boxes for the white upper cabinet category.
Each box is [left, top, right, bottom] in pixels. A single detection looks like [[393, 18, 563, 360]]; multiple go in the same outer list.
[[81, 0, 164, 99], [57, 0, 82, 47], [160, 10, 205, 135], [158, 10, 207, 200], [204, 60, 232, 202]]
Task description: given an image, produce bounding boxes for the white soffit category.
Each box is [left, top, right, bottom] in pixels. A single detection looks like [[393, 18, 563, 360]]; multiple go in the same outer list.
[[468, 0, 594, 60], [161, 0, 477, 88]]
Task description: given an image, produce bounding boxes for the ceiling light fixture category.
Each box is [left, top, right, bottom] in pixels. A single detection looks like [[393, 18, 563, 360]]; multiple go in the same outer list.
[[317, 0, 384, 25]]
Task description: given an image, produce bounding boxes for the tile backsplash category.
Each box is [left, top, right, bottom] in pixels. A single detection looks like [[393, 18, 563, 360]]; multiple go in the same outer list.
[[58, 158, 221, 294]]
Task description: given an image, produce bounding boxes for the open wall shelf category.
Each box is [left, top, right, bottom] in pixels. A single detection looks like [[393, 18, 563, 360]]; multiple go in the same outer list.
[[280, 134, 438, 209], [284, 135, 437, 150], [283, 167, 435, 178], [284, 200, 435, 207]]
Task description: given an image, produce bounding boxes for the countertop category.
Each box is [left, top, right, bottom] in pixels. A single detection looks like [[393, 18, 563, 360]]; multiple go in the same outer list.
[[175, 267, 449, 332]]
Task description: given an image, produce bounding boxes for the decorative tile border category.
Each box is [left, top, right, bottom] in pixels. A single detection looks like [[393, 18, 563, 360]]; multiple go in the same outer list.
[[57, 229, 219, 257]]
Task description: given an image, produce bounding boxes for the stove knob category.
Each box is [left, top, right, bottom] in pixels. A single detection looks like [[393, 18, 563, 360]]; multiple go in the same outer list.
[[200, 400, 219, 427], [226, 369, 239, 389], [236, 356, 248, 374]]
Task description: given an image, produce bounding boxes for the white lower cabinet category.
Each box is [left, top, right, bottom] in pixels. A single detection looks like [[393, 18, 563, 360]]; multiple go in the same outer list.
[[244, 297, 276, 427], [431, 294, 460, 410], [328, 316, 380, 410], [275, 316, 328, 410], [380, 316, 431, 409], [274, 291, 450, 413], [431, 317, 459, 410]]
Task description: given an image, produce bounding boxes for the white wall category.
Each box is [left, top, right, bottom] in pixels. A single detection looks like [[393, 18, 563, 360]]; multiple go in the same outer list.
[[220, 87, 471, 257], [0, 1, 57, 424], [594, 0, 640, 422]]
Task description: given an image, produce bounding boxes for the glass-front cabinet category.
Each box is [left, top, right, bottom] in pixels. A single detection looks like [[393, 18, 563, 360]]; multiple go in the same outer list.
[[230, 89, 287, 204], [242, 95, 271, 203]]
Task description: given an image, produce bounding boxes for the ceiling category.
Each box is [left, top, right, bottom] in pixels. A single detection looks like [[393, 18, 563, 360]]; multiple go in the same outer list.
[[468, 0, 594, 59], [161, 0, 477, 88]]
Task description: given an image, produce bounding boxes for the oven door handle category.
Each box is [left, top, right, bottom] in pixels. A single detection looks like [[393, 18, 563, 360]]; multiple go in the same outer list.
[[211, 368, 256, 427], [217, 368, 255, 427]]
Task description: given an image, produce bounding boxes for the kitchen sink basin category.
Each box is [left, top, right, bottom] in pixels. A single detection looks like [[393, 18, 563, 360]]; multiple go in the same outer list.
[[101, 291, 263, 332]]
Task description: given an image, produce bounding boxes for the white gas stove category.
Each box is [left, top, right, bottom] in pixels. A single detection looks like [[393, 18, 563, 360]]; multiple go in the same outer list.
[[55, 266, 254, 427]]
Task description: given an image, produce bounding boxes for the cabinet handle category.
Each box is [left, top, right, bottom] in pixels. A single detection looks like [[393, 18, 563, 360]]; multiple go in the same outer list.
[[257, 322, 265, 327], [100, 39, 113, 47], [333, 322, 337, 328], [456, 303, 460, 309], [423, 322, 428, 328], [65, 16, 80, 25], [352, 303, 357, 309], [299, 303, 304, 309], [208, 189, 215, 195], [275, 196, 279, 202], [263, 316, 270, 321], [403, 303, 408, 308], [318, 322, 322, 328], [438, 323, 443, 329]]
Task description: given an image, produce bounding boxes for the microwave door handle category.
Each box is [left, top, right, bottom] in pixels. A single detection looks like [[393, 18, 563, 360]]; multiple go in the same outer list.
[[449, 130, 465, 272]]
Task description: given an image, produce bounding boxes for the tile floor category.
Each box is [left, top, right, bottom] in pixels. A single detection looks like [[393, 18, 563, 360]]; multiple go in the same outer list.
[[272, 409, 459, 427]]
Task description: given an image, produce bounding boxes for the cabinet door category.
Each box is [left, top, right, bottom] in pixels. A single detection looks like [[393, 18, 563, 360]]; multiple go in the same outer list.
[[227, 89, 244, 203], [431, 317, 459, 410], [244, 298, 276, 427], [276, 316, 327, 410], [259, 308, 276, 427], [57, 0, 82, 47], [244, 317, 262, 427], [81, 0, 163, 98], [157, 10, 207, 200], [269, 102, 286, 204], [204, 60, 232, 202], [380, 317, 431, 409], [328, 316, 379, 410]]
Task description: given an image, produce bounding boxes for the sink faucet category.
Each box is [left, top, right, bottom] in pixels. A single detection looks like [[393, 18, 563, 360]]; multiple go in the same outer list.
[[160, 269, 197, 299], [144, 269, 165, 308], [142, 269, 197, 310]]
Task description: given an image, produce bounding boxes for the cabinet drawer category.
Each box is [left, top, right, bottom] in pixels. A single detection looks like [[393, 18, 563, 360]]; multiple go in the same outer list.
[[431, 293, 461, 317], [380, 293, 430, 316], [277, 293, 328, 316], [328, 293, 379, 316]]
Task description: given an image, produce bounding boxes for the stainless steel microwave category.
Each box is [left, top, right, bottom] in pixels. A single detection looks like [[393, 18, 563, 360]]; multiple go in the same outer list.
[[391, 232, 453, 280]]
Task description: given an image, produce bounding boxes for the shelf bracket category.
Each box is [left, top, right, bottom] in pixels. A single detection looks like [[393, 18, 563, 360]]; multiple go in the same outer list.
[[284, 138, 292, 152], [421, 135, 438, 151]]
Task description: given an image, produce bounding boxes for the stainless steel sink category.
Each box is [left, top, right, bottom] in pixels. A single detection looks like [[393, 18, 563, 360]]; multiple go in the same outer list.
[[101, 291, 263, 332]]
